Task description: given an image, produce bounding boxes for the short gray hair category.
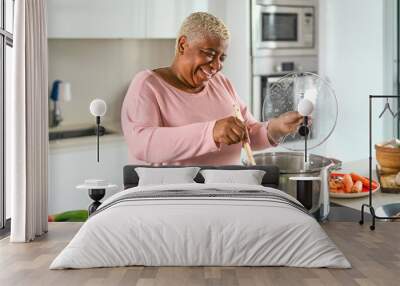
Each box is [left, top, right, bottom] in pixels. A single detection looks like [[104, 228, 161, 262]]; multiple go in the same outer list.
[[175, 12, 230, 54]]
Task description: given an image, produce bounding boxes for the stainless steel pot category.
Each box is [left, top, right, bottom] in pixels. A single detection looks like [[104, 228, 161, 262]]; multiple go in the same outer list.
[[243, 152, 341, 220], [247, 152, 341, 174]]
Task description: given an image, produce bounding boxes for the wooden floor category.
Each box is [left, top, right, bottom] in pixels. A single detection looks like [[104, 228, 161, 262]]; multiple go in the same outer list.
[[0, 222, 399, 286]]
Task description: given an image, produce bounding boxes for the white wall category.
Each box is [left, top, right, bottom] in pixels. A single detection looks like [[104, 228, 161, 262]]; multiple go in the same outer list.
[[383, 0, 398, 136], [319, 0, 392, 162], [209, 0, 252, 106], [48, 39, 175, 127]]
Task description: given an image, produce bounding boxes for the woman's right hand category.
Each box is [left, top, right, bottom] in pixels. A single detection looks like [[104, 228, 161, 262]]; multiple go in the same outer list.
[[213, 116, 248, 146]]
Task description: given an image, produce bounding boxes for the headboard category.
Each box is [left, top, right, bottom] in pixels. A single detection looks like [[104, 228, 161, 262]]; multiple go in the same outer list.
[[123, 165, 280, 189]]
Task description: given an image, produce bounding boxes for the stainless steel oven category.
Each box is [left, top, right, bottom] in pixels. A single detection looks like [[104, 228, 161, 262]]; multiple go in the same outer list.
[[253, 69, 317, 143], [252, 55, 318, 120], [252, 0, 318, 56]]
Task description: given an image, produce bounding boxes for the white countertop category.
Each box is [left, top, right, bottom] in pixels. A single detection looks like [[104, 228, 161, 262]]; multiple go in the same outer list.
[[49, 121, 125, 150], [49, 121, 122, 133], [331, 158, 400, 212]]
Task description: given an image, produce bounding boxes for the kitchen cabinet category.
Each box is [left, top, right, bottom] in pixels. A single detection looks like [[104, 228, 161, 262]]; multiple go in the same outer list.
[[47, 0, 208, 39], [48, 137, 128, 214], [146, 0, 208, 39], [47, 0, 146, 39]]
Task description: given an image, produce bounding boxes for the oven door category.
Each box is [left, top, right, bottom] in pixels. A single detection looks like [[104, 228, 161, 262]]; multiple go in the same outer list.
[[253, 5, 314, 49], [253, 74, 314, 142], [253, 75, 284, 121]]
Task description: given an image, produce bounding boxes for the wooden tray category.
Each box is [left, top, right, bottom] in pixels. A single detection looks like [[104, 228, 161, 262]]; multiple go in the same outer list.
[[376, 165, 400, 193]]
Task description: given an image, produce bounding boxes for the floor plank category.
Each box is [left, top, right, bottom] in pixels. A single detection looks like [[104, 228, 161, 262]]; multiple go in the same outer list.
[[0, 222, 399, 286]]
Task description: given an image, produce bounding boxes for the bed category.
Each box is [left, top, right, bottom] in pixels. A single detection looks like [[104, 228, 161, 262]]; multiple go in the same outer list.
[[50, 165, 350, 269]]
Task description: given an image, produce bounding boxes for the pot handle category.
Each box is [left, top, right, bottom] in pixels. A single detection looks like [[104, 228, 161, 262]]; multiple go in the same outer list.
[[327, 157, 342, 170]]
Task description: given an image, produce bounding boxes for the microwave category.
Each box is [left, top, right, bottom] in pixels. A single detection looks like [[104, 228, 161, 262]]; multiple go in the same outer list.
[[252, 2, 316, 51]]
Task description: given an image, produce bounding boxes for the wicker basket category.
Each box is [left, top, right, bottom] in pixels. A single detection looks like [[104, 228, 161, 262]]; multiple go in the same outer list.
[[375, 144, 400, 173]]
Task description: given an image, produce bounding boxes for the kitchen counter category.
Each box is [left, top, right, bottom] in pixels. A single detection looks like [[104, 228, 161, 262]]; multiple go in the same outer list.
[[49, 121, 125, 151], [331, 158, 400, 212]]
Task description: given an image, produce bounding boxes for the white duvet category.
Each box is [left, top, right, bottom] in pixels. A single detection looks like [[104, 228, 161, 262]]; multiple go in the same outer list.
[[50, 183, 351, 269]]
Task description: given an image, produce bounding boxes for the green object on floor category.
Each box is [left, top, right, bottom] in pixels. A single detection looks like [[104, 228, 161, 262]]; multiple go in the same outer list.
[[48, 210, 88, 222]]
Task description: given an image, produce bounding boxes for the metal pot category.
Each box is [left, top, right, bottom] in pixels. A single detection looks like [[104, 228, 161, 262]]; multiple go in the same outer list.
[[243, 152, 341, 220], [246, 152, 340, 173]]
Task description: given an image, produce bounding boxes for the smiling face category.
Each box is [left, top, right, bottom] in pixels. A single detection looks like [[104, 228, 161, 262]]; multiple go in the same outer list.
[[175, 35, 229, 89]]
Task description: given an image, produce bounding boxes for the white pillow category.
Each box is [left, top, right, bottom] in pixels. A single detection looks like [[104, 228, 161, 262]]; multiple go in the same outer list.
[[135, 167, 200, 186], [200, 169, 266, 185]]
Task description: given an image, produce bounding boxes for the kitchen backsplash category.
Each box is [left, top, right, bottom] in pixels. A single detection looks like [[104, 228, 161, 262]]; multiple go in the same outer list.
[[48, 39, 175, 130]]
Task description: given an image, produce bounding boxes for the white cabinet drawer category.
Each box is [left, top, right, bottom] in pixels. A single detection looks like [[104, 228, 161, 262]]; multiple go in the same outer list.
[[146, 0, 208, 39]]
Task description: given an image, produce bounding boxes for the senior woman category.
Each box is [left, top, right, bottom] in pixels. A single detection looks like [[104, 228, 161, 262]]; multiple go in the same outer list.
[[121, 12, 302, 166]]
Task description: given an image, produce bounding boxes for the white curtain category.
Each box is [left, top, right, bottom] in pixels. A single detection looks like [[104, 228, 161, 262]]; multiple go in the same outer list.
[[7, 0, 49, 242]]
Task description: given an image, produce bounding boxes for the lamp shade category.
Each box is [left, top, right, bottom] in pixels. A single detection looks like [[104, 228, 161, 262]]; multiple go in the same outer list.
[[59, 82, 72, 102], [89, 99, 107, 117], [298, 98, 314, 116]]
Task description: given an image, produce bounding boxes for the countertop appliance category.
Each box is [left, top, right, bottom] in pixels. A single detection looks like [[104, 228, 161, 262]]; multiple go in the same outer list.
[[252, 0, 318, 57]]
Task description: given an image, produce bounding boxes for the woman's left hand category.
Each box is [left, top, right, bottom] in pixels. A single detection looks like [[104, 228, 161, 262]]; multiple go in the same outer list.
[[266, 111, 304, 143]]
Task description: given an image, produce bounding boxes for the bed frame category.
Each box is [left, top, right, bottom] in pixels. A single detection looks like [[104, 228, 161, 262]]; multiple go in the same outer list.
[[123, 165, 280, 189]]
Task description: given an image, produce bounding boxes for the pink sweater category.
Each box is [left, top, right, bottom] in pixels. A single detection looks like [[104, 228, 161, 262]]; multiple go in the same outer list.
[[121, 70, 275, 166]]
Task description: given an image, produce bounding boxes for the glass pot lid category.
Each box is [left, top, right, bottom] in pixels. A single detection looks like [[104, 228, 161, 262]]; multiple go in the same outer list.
[[263, 72, 338, 151]]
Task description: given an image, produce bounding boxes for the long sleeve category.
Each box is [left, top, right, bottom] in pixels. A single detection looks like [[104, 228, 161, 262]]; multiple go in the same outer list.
[[121, 74, 221, 164], [222, 77, 278, 151], [238, 96, 278, 150]]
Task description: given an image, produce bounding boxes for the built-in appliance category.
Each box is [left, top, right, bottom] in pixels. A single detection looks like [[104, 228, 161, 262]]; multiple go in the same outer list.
[[252, 56, 318, 120], [250, 0, 319, 120], [252, 0, 318, 57]]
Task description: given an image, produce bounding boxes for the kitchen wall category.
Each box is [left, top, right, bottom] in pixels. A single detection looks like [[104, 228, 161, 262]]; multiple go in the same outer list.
[[48, 39, 176, 129], [209, 0, 251, 106], [319, 0, 394, 162]]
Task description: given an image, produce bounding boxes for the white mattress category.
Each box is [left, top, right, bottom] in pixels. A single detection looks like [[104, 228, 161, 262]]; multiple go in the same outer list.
[[50, 183, 351, 269]]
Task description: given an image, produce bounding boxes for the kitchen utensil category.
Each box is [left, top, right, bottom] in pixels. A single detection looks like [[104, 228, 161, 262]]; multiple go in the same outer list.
[[263, 72, 338, 153], [243, 152, 341, 221], [233, 103, 256, 166]]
